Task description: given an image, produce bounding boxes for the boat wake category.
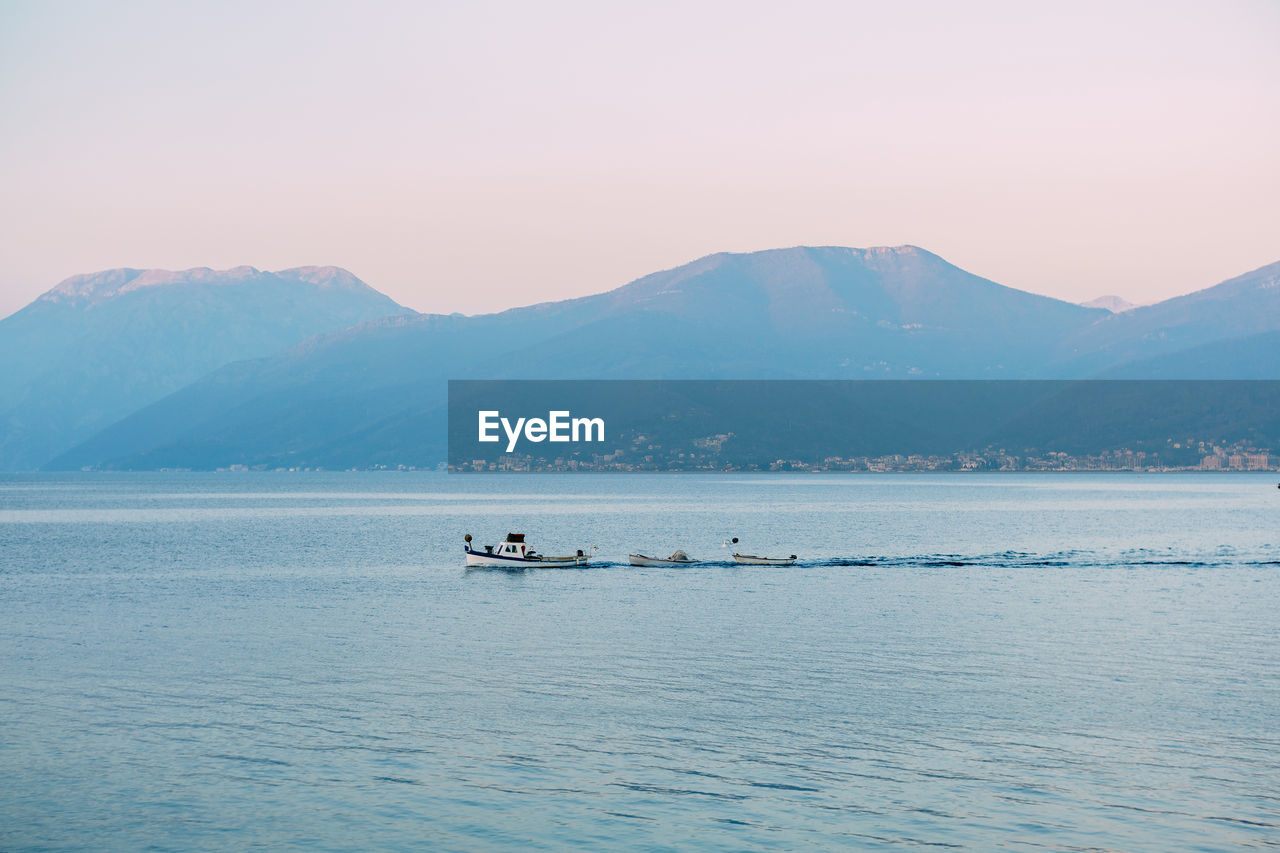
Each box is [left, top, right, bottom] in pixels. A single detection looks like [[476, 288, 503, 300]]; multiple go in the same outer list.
[[467, 548, 1278, 571]]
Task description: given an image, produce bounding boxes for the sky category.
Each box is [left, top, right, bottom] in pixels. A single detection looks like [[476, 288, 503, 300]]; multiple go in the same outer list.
[[1, 0, 1278, 319]]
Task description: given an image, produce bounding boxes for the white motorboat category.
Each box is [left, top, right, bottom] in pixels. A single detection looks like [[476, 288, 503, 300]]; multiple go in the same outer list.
[[726, 537, 797, 566], [464, 533, 594, 568], [628, 550, 698, 567]]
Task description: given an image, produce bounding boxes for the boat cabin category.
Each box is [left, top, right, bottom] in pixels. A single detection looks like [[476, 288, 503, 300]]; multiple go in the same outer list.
[[490, 533, 527, 557]]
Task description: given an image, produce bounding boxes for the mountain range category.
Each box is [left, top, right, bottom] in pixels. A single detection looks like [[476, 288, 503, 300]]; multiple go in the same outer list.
[[2, 246, 1278, 471]]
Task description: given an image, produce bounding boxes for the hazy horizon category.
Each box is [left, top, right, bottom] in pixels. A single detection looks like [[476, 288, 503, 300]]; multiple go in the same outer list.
[[2, 0, 1277, 319]]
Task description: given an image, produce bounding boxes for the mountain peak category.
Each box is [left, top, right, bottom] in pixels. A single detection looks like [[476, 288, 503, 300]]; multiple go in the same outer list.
[[866, 244, 929, 255], [41, 268, 146, 304], [275, 265, 373, 292], [38, 264, 372, 306], [727, 244, 931, 261], [1079, 295, 1136, 313]]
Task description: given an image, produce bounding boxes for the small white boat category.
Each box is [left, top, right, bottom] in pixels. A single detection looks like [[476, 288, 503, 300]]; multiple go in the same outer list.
[[726, 537, 797, 566], [464, 533, 594, 568], [628, 550, 698, 567], [732, 553, 797, 566]]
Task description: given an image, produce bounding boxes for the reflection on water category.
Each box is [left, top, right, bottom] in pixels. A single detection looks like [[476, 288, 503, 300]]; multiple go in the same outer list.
[[1, 472, 1278, 850]]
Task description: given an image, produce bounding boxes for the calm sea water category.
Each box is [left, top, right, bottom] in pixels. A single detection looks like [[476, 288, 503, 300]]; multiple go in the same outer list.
[[2, 472, 1278, 851]]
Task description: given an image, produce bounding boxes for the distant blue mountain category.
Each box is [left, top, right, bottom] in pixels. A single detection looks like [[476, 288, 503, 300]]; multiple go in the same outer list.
[[1052, 259, 1280, 376], [29, 247, 1280, 471], [0, 266, 411, 470]]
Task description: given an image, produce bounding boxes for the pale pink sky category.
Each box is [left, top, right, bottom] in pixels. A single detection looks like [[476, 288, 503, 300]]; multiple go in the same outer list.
[[1, 0, 1277, 319]]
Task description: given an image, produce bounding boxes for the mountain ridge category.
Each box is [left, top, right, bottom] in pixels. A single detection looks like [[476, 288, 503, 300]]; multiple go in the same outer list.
[[9, 245, 1280, 471], [47, 245, 1280, 472], [37, 264, 385, 307]]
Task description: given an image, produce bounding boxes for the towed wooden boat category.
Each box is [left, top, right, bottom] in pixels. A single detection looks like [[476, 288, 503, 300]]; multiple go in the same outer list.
[[628, 550, 698, 567], [732, 553, 797, 566], [726, 537, 797, 566], [464, 533, 594, 568]]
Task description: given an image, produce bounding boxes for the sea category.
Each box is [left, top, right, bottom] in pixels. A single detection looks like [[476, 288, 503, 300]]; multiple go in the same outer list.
[[1, 472, 1278, 851]]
